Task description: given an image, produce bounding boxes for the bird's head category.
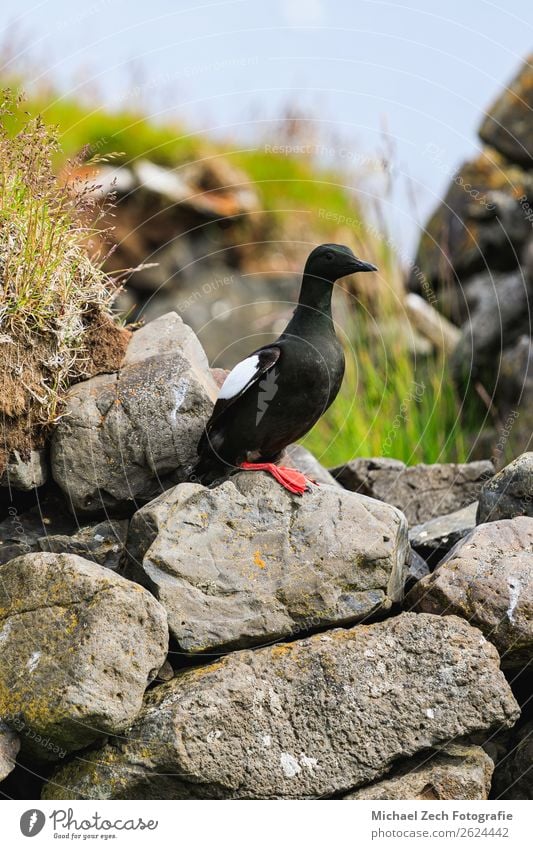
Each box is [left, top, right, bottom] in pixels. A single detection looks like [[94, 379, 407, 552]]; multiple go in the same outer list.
[[304, 243, 377, 282]]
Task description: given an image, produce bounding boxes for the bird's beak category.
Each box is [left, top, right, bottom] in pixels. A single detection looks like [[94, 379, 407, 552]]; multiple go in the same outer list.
[[348, 258, 378, 274]]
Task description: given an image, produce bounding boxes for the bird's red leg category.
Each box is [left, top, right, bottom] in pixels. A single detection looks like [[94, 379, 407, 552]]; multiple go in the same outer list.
[[239, 461, 318, 495]]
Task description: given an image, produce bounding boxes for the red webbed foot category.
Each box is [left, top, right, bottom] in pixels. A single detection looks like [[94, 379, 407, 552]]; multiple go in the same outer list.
[[239, 461, 318, 495]]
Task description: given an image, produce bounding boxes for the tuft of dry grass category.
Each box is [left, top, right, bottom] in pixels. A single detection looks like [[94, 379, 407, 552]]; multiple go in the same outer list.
[[0, 90, 129, 471]]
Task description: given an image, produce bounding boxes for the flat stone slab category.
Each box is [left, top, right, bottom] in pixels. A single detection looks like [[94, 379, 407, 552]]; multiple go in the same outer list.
[[330, 458, 494, 524], [42, 613, 519, 800], [126, 471, 409, 653]]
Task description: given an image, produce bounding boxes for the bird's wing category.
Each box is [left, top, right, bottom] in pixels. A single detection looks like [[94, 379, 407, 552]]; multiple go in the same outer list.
[[206, 345, 281, 428]]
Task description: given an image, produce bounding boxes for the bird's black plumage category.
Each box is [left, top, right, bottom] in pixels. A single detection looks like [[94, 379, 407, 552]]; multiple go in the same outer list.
[[191, 244, 377, 486]]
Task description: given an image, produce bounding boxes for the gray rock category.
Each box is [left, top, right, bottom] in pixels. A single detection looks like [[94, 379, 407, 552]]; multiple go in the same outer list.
[[405, 547, 430, 592], [406, 517, 533, 668], [499, 335, 533, 407], [0, 497, 128, 571], [126, 471, 408, 653], [490, 720, 533, 800], [0, 552, 168, 760], [0, 494, 75, 566], [42, 613, 519, 800], [495, 340, 533, 463], [477, 453, 533, 523], [0, 721, 20, 781], [410, 502, 478, 565], [0, 449, 47, 491], [409, 151, 533, 292], [331, 457, 494, 524], [451, 272, 530, 384], [344, 744, 494, 800], [38, 519, 129, 572], [51, 312, 217, 515], [283, 444, 341, 488], [525, 237, 533, 287], [478, 53, 533, 168]]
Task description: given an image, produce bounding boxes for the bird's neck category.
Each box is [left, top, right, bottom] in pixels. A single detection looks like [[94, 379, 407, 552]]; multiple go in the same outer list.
[[286, 274, 335, 333]]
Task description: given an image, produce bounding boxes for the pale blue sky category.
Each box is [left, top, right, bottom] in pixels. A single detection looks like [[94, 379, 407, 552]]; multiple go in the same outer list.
[[1, 0, 532, 253]]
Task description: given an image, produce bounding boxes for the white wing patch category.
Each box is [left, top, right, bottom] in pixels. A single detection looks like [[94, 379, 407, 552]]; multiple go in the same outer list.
[[218, 354, 260, 400]]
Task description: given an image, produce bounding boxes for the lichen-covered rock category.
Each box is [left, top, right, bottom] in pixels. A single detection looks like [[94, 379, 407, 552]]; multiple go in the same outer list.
[[344, 744, 494, 800], [0, 449, 47, 491], [479, 54, 533, 167], [126, 471, 408, 653], [0, 552, 168, 760], [408, 148, 533, 292], [51, 312, 217, 515], [406, 517, 533, 668], [410, 502, 478, 566], [477, 453, 533, 523], [331, 457, 494, 524], [42, 613, 519, 800], [0, 721, 19, 781]]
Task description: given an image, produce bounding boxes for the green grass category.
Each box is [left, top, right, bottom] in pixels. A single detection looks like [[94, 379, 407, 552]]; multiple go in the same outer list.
[[5, 81, 365, 226], [0, 90, 115, 428], [1, 82, 204, 168], [302, 306, 473, 467]]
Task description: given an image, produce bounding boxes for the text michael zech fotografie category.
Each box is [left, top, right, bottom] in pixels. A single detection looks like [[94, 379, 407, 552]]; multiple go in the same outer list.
[[371, 809, 513, 823]]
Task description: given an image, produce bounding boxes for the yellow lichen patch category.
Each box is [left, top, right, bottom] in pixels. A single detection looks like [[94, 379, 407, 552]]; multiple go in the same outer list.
[[270, 643, 296, 659], [253, 550, 266, 569]]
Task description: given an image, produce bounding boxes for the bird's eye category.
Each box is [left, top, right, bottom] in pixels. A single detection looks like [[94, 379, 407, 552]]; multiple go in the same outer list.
[[325, 251, 334, 261]]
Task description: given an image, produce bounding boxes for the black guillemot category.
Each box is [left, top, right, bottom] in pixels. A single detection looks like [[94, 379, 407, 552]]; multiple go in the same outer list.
[[190, 243, 377, 493]]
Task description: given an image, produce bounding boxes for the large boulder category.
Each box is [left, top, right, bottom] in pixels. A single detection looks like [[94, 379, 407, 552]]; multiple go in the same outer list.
[[406, 517, 533, 668], [51, 312, 217, 515], [0, 552, 168, 759], [344, 744, 494, 800], [477, 453, 533, 523], [479, 54, 533, 168], [408, 148, 533, 293], [42, 613, 519, 800], [126, 471, 408, 653], [330, 457, 494, 524]]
